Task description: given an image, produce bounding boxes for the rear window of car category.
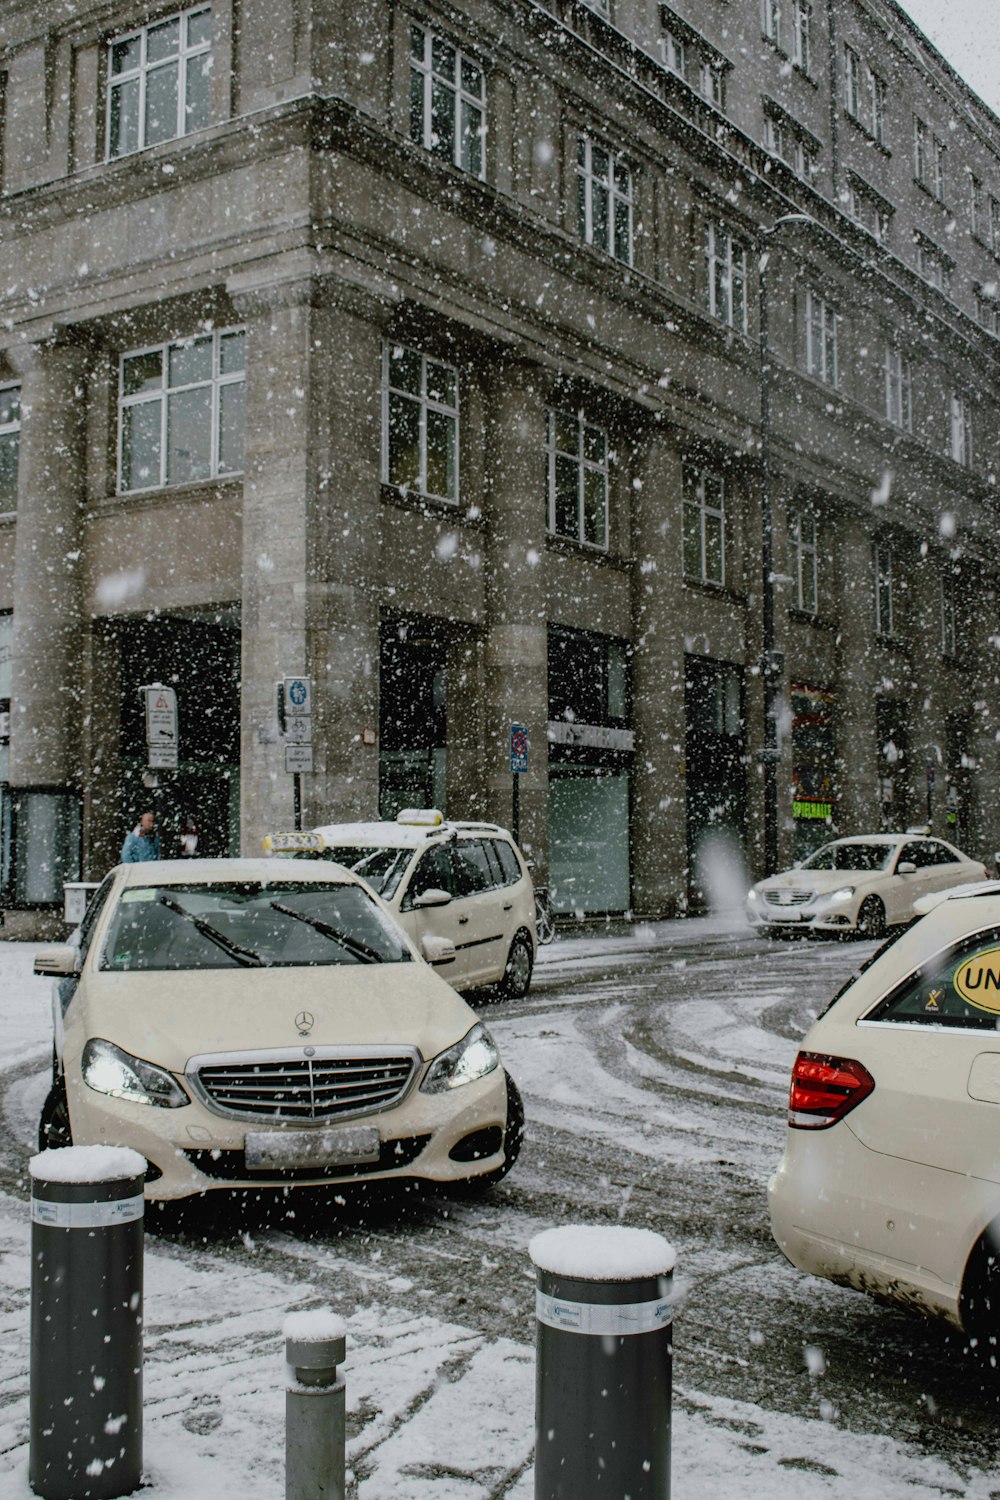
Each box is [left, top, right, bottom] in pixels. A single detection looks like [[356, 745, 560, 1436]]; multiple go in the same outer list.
[[864, 926, 1000, 1029], [100, 881, 412, 971]]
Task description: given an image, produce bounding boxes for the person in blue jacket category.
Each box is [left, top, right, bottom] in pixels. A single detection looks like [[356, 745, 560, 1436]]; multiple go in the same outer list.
[[121, 810, 160, 863]]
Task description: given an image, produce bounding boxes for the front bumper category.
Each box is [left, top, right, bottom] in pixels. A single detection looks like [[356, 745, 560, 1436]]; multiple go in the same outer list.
[[747, 896, 857, 933], [64, 1063, 512, 1200]]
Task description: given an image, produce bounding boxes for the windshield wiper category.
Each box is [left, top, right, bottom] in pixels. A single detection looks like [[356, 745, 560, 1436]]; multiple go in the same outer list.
[[157, 894, 265, 967], [267, 900, 388, 964]]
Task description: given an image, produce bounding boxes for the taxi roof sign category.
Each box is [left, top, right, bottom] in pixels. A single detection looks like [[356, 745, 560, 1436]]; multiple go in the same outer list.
[[396, 808, 444, 827], [263, 831, 326, 853]]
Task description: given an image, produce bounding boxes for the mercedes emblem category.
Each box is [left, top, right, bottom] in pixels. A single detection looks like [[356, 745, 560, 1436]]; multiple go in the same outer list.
[[295, 1010, 315, 1036]]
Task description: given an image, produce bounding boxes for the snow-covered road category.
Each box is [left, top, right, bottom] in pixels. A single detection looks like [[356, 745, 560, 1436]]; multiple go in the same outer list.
[[1, 922, 998, 1497]]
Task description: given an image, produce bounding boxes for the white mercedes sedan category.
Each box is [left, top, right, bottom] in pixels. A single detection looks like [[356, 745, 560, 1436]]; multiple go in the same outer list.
[[746, 833, 989, 939]]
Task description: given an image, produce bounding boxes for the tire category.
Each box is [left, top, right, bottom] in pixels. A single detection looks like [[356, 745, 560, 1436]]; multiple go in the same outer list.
[[38, 1083, 72, 1152], [856, 896, 886, 940], [961, 1223, 1000, 1353], [452, 1073, 524, 1194], [499, 931, 534, 1000]]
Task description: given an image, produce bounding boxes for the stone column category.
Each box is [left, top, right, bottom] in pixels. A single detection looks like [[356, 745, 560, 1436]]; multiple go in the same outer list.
[[233, 280, 315, 849], [305, 293, 384, 824], [7, 336, 90, 788], [832, 511, 879, 832], [630, 428, 688, 916], [482, 361, 548, 867], [232, 275, 387, 850]]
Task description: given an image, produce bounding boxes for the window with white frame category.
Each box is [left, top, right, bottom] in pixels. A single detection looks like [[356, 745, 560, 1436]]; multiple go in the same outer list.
[[118, 329, 244, 493], [545, 409, 609, 549], [788, 508, 818, 614], [765, 113, 817, 181], [976, 289, 1000, 336], [409, 26, 485, 178], [914, 118, 945, 200], [949, 393, 973, 468], [883, 346, 911, 431], [705, 222, 747, 331], [682, 464, 725, 586], [383, 345, 459, 503], [762, 0, 781, 47], [0, 385, 20, 511], [873, 543, 893, 637], [700, 60, 724, 107], [970, 174, 984, 239], [941, 574, 957, 656], [915, 235, 949, 292], [845, 46, 885, 143], [805, 290, 838, 385], [990, 196, 1000, 257], [577, 136, 632, 265], [847, 178, 891, 242], [662, 29, 687, 79], [793, 0, 812, 73], [844, 45, 861, 120], [107, 5, 212, 159]]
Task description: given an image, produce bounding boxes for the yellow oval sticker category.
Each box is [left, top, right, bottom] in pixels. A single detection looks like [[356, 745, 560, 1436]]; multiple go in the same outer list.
[[953, 945, 1000, 1013]]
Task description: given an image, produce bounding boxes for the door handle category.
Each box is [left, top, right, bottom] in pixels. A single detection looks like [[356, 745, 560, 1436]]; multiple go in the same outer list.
[[503, 903, 513, 911], [458, 916, 470, 925]]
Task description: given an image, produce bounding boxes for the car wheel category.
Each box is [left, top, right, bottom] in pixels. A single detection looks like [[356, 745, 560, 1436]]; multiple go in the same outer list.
[[452, 1073, 525, 1194], [38, 1082, 72, 1152], [499, 932, 533, 1000], [961, 1223, 1000, 1353], [856, 896, 886, 940]]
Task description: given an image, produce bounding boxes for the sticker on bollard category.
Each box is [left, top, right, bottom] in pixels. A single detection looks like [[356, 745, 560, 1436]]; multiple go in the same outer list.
[[536, 1289, 673, 1336], [530, 1225, 676, 1500], [29, 1145, 146, 1500]]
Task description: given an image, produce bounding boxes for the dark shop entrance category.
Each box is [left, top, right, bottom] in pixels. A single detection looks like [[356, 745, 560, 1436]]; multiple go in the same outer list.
[[684, 654, 747, 907]]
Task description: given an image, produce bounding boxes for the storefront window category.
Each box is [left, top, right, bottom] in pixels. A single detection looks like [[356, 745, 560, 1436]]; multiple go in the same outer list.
[[3, 788, 81, 906]]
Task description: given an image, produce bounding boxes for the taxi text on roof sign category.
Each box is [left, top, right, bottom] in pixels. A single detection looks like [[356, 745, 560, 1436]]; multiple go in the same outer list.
[[263, 831, 326, 853]]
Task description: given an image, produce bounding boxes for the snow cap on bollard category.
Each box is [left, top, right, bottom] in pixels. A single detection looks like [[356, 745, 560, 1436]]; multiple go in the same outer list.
[[30, 1144, 147, 1184], [284, 1309, 347, 1388], [529, 1224, 676, 1280]]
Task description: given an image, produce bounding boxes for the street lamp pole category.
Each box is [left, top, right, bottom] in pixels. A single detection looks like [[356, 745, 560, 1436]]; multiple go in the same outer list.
[[757, 214, 811, 876]]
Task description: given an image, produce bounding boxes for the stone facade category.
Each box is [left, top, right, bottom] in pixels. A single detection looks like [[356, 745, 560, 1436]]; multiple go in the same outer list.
[[1, 0, 999, 932]]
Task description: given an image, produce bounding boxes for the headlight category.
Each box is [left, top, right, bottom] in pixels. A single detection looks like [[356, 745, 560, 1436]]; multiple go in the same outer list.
[[747, 889, 759, 902], [829, 886, 855, 904], [82, 1038, 189, 1109], [421, 1023, 499, 1093]]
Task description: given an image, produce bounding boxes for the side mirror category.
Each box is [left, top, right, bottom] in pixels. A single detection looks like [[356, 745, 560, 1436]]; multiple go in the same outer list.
[[897, 861, 917, 875], [421, 934, 457, 966], [34, 945, 80, 977], [412, 887, 453, 909]]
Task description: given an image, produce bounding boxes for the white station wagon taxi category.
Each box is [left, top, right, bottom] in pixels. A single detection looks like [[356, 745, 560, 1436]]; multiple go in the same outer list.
[[264, 811, 537, 998], [33, 858, 523, 1202], [770, 885, 1000, 1338]]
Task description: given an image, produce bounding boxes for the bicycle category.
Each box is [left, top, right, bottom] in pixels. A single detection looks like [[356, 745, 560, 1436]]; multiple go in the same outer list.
[[533, 884, 556, 945]]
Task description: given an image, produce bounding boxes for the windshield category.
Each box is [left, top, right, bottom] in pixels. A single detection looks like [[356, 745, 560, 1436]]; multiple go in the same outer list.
[[100, 882, 413, 971], [802, 842, 896, 873], [284, 843, 414, 900]]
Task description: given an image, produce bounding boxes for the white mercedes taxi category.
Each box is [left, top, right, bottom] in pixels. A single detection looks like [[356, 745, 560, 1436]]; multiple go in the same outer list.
[[33, 859, 522, 1202], [264, 811, 537, 998], [769, 884, 1000, 1339], [746, 833, 989, 939]]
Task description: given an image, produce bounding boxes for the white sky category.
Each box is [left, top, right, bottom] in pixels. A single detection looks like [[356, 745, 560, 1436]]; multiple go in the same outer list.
[[897, 0, 1000, 117]]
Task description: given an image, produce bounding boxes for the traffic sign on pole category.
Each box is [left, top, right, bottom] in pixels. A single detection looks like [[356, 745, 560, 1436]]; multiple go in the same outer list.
[[142, 684, 178, 770], [284, 677, 312, 715], [510, 723, 529, 774], [285, 744, 314, 774]]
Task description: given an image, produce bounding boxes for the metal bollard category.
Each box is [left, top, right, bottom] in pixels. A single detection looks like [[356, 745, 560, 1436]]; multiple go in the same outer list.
[[530, 1225, 675, 1500], [285, 1310, 347, 1500], [29, 1144, 147, 1500]]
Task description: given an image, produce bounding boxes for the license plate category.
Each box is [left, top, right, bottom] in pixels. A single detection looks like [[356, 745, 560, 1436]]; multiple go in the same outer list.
[[245, 1125, 381, 1169]]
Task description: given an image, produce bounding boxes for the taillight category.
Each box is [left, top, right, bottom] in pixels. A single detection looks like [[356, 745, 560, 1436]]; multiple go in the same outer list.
[[788, 1051, 875, 1130]]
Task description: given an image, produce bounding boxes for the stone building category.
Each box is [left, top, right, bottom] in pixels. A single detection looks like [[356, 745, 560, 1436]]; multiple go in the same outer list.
[[1, 0, 999, 933]]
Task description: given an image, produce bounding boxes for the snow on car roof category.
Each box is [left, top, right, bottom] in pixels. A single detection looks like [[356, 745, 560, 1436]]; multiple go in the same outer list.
[[118, 858, 360, 884]]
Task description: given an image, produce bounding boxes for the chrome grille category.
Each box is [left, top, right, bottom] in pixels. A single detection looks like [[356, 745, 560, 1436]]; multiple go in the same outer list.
[[191, 1050, 418, 1122], [764, 888, 813, 907]]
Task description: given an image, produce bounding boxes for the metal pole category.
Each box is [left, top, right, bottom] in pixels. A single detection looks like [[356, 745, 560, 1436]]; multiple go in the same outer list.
[[512, 773, 520, 846], [293, 771, 302, 832], [758, 236, 780, 878], [285, 1314, 346, 1500], [29, 1145, 146, 1500], [530, 1225, 675, 1499]]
